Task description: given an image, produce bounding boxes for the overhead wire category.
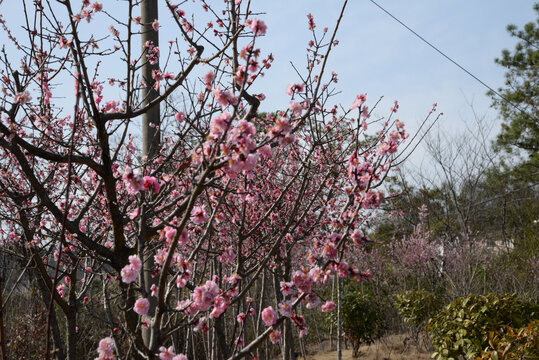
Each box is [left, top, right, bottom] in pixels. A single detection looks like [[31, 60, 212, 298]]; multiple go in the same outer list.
[[368, 0, 537, 121]]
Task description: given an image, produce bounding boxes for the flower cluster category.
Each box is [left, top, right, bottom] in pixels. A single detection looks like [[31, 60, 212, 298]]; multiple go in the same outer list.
[[122, 166, 161, 195], [246, 18, 267, 36], [158, 346, 187, 360], [144, 40, 160, 65], [120, 255, 142, 284], [95, 337, 116, 360]]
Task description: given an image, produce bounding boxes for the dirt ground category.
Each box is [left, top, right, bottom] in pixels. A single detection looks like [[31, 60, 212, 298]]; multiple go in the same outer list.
[[303, 334, 432, 360]]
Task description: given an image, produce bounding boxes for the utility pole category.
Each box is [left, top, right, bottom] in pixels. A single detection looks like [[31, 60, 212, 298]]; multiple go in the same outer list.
[[337, 276, 342, 360], [141, 0, 160, 158], [140, 0, 160, 349]]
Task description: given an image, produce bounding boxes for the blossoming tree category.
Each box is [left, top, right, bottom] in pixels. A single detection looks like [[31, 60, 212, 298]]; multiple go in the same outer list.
[[0, 0, 437, 359]]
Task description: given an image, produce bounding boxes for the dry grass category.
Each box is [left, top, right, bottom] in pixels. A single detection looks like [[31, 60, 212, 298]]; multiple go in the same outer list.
[[304, 334, 432, 360]]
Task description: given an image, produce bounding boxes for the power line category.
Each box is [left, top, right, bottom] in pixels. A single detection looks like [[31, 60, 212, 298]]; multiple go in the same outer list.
[[368, 0, 535, 120]]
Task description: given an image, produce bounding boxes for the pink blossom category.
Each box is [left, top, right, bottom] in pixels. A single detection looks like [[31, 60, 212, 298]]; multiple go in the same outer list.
[[246, 18, 267, 36], [154, 248, 169, 266], [128, 255, 142, 271], [192, 280, 219, 311], [57, 284, 66, 298], [361, 106, 370, 119], [176, 274, 189, 288], [321, 240, 338, 260], [235, 337, 244, 347], [269, 330, 281, 344], [81, 9, 93, 22], [163, 226, 177, 244], [159, 346, 174, 360], [351, 229, 363, 245], [280, 281, 294, 296], [257, 144, 272, 159], [182, 19, 193, 33], [176, 299, 191, 312], [286, 83, 304, 96], [212, 86, 237, 107], [248, 59, 259, 73], [209, 295, 229, 318], [227, 273, 242, 285], [235, 65, 246, 84], [289, 101, 303, 116], [390, 100, 399, 113], [163, 71, 174, 80], [173, 355, 187, 360], [92, 2, 103, 12], [120, 265, 138, 283], [269, 116, 292, 145], [203, 71, 215, 89], [278, 301, 293, 317], [96, 337, 116, 359], [321, 300, 336, 312], [292, 270, 313, 293], [129, 208, 139, 220], [307, 13, 316, 30], [58, 36, 70, 49], [178, 229, 189, 245], [133, 298, 150, 315], [14, 91, 31, 105], [261, 306, 277, 327], [142, 176, 160, 194], [103, 100, 120, 113], [210, 112, 232, 138], [191, 206, 207, 224], [376, 143, 391, 156], [175, 111, 185, 122], [193, 317, 208, 332], [219, 246, 235, 264], [152, 20, 159, 32], [351, 94, 367, 110], [237, 313, 246, 322]]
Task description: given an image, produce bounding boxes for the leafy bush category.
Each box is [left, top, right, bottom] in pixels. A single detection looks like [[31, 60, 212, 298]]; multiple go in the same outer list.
[[342, 291, 386, 357], [394, 289, 442, 344], [427, 293, 539, 360], [478, 320, 539, 360]]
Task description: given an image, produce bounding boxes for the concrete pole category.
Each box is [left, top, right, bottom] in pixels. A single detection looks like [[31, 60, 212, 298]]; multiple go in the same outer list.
[[140, 0, 160, 350], [141, 0, 160, 158], [337, 276, 342, 360]]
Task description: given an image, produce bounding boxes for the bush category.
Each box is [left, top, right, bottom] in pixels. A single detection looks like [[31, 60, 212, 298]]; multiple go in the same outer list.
[[342, 291, 386, 357], [478, 320, 539, 360], [427, 293, 539, 360], [394, 289, 442, 344]]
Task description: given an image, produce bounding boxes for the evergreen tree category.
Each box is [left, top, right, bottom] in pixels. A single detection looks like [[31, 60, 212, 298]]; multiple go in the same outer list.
[[490, 4, 539, 174]]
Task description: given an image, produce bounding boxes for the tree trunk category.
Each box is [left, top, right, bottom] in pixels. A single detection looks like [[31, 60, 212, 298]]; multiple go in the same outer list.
[[29, 265, 65, 360], [0, 276, 6, 360], [273, 260, 295, 360]]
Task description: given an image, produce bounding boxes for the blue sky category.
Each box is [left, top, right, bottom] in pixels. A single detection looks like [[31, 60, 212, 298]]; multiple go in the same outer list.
[[253, 1, 536, 134], [0, 0, 536, 153]]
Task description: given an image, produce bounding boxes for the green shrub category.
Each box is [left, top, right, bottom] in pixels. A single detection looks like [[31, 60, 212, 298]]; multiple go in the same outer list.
[[342, 291, 386, 357], [479, 319, 539, 360], [394, 289, 442, 343], [426, 293, 539, 360]]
